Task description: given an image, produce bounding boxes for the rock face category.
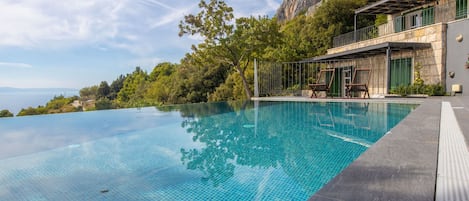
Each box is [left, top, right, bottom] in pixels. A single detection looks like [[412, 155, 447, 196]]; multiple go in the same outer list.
[[276, 0, 322, 22]]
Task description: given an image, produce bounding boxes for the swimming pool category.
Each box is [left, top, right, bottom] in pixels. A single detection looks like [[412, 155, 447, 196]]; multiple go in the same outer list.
[[0, 101, 416, 200]]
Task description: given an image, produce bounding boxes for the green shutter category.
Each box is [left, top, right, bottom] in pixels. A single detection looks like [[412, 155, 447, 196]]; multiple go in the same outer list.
[[422, 7, 434, 26], [394, 16, 405, 33], [456, 0, 468, 19], [390, 58, 412, 90]]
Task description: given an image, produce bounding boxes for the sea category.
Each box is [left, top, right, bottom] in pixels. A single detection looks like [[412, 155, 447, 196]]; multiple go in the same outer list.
[[0, 88, 79, 116]]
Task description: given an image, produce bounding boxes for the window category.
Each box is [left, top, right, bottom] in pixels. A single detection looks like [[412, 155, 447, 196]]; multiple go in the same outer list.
[[390, 58, 412, 90], [422, 7, 435, 26], [456, 0, 468, 19], [397, 7, 435, 32], [410, 13, 421, 28]]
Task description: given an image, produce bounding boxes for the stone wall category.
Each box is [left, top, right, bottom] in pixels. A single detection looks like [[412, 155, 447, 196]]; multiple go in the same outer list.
[[327, 23, 446, 94]]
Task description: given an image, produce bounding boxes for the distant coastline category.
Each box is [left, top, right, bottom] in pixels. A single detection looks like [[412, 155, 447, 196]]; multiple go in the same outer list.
[[0, 87, 79, 115]]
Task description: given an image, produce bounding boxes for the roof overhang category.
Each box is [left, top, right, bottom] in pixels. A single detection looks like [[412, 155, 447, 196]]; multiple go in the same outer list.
[[305, 42, 431, 62], [355, 0, 433, 15]]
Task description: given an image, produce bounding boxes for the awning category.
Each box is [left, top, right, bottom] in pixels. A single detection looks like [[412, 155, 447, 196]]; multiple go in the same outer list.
[[355, 0, 433, 15], [304, 42, 431, 62]]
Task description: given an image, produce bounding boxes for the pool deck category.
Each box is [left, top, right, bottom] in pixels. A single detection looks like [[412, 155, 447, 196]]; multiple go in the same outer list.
[[253, 96, 469, 201]]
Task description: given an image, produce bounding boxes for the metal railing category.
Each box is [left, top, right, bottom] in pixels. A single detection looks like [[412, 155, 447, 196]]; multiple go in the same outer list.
[[333, 24, 394, 47], [257, 61, 318, 96], [256, 60, 357, 97], [332, 0, 465, 48]]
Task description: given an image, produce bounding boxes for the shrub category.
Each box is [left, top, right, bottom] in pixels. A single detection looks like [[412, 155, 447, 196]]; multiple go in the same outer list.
[[390, 84, 445, 96], [424, 84, 445, 96], [0, 109, 14, 118]]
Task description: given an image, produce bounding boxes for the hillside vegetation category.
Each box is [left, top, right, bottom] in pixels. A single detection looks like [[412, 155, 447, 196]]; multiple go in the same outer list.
[[15, 0, 374, 116]]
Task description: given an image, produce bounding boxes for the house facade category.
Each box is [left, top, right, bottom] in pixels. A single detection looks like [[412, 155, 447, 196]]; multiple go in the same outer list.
[[311, 0, 469, 97]]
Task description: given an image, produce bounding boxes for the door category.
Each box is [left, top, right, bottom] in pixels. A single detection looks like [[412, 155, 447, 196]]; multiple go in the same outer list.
[[330, 66, 353, 97], [390, 58, 412, 90]]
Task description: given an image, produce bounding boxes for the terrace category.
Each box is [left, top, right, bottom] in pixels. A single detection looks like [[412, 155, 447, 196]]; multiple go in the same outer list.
[[333, 0, 466, 48]]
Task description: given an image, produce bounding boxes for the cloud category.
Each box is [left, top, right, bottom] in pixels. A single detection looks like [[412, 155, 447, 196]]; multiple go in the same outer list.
[[0, 0, 194, 55], [149, 8, 191, 28], [0, 1, 119, 47], [0, 0, 280, 52], [140, 0, 176, 11], [0, 62, 33, 69]]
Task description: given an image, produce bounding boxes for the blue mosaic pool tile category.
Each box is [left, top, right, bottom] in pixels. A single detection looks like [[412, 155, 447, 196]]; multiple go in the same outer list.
[[0, 102, 416, 200]]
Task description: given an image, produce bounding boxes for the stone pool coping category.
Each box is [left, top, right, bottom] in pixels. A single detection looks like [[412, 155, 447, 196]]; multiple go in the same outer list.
[[253, 96, 442, 201]]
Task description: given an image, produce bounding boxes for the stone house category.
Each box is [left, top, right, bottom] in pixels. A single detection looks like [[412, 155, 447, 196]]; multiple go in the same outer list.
[[306, 0, 469, 97]]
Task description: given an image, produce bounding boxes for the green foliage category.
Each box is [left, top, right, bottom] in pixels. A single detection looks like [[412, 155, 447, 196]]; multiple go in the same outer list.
[[0, 109, 14, 117], [95, 98, 114, 110], [117, 67, 149, 107], [31, 0, 385, 113], [17, 106, 47, 116], [179, 0, 234, 46], [145, 63, 179, 104], [109, 75, 126, 100], [375, 14, 388, 26], [414, 63, 424, 86], [179, 1, 282, 99], [174, 55, 232, 103], [390, 84, 446, 96], [424, 84, 445, 96], [17, 95, 80, 116], [80, 85, 98, 100], [45, 95, 80, 114], [149, 62, 176, 82], [97, 81, 111, 99], [209, 66, 254, 101], [274, 0, 371, 61], [389, 63, 445, 96], [46, 95, 70, 109]]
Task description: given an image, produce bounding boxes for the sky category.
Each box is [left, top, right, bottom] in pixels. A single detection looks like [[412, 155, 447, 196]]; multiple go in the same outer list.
[[0, 0, 281, 89]]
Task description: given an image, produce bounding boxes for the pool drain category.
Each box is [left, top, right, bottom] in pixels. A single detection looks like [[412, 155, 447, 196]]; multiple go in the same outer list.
[[100, 189, 109, 193]]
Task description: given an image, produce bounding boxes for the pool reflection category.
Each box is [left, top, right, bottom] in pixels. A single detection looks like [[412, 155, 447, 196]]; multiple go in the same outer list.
[[0, 101, 417, 200], [171, 101, 417, 195]]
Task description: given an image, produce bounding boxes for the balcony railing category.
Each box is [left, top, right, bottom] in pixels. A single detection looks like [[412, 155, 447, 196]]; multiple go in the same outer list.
[[333, 24, 393, 48], [332, 0, 466, 48]]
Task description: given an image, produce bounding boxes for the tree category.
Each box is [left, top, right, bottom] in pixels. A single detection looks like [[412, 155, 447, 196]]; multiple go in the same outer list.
[[208, 67, 253, 101], [79, 85, 98, 101], [307, 0, 371, 52], [0, 109, 13, 118], [95, 98, 114, 110], [45, 95, 79, 114], [17, 106, 47, 116], [275, 0, 372, 61], [97, 81, 111, 99], [145, 62, 179, 104], [149, 62, 177, 82], [117, 67, 149, 107], [171, 52, 232, 103], [109, 75, 126, 100], [179, 0, 282, 99]]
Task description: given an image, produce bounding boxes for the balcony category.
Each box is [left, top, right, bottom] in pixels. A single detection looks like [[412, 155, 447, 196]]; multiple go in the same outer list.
[[332, 0, 466, 48]]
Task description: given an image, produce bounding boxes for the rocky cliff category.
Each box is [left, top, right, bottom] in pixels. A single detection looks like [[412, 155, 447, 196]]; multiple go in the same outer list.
[[276, 0, 322, 22]]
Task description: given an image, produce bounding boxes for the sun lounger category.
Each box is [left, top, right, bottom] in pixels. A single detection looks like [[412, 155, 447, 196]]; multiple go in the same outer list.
[[308, 69, 335, 98], [345, 68, 371, 98]]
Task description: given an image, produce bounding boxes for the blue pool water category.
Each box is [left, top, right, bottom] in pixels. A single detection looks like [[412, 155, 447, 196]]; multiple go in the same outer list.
[[0, 101, 417, 200]]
